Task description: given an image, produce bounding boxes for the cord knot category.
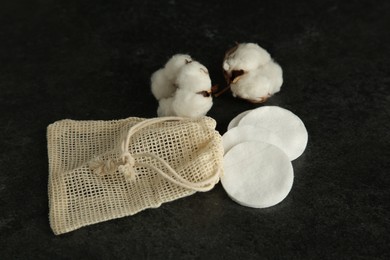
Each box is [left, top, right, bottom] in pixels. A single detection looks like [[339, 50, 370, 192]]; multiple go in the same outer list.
[[117, 152, 137, 182], [118, 162, 136, 182], [122, 151, 135, 166], [89, 157, 117, 176]]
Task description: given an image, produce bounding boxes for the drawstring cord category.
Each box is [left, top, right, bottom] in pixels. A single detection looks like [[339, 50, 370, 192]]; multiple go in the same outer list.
[[89, 117, 220, 192]]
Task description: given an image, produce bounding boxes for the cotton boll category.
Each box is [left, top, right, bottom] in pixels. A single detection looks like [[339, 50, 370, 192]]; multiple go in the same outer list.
[[230, 71, 272, 103], [230, 60, 283, 103], [260, 60, 283, 95], [157, 97, 175, 117], [170, 61, 213, 117], [151, 69, 176, 100], [172, 89, 213, 118], [150, 54, 192, 101], [222, 43, 283, 103], [155, 57, 213, 118], [163, 54, 192, 82], [157, 88, 213, 118], [175, 61, 212, 93], [223, 43, 271, 82]]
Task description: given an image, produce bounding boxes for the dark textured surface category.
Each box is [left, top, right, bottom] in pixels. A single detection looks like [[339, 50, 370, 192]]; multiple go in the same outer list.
[[1, 0, 389, 258]]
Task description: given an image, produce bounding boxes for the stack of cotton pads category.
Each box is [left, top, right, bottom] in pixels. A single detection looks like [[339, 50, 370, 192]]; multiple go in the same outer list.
[[221, 106, 308, 208]]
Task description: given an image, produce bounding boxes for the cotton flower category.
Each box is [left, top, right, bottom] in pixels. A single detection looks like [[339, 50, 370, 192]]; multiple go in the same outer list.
[[150, 68, 174, 100], [172, 88, 213, 118], [157, 97, 175, 117], [223, 43, 271, 79], [151, 54, 192, 100], [156, 59, 213, 118], [175, 61, 211, 93], [223, 43, 283, 103], [164, 54, 192, 82]]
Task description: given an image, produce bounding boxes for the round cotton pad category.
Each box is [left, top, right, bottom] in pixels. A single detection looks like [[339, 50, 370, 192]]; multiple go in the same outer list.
[[238, 106, 308, 160], [222, 125, 284, 155], [221, 141, 293, 208], [227, 110, 252, 131]]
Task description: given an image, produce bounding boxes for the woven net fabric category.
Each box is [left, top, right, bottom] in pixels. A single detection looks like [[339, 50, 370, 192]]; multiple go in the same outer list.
[[47, 116, 223, 235]]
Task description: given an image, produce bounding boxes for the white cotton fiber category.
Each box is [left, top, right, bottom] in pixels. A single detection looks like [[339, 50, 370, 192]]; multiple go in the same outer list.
[[258, 60, 283, 95], [175, 61, 211, 93], [157, 97, 175, 117], [238, 106, 308, 160], [151, 54, 192, 100], [154, 55, 213, 118], [151, 69, 176, 100], [230, 70, 272, 102], [171, 88, 213, 118], [222, 42, 283, 102], [223, 43, 271, 73], [163, 54, 192, 82], [221, 141, 294, 208], [230, 61, 283, 102], [157, 89, 212, 118]]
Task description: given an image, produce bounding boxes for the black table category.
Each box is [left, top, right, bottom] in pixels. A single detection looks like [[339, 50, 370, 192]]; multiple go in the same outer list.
[[1, 0, 389, 258]]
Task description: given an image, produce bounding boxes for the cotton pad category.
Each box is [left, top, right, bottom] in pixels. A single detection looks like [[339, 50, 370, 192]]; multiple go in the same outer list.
[[238, 106, 308, 160], [221, 141, 294, 208], [222, 125, 284, 155], [227, 110, 252, 130]]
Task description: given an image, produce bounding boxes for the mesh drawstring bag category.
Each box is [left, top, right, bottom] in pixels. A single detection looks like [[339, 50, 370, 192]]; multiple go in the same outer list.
[[47, 116, 223, 235]]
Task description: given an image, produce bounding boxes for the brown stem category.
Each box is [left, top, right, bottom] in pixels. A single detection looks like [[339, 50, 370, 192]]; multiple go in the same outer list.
[[213, 85, 231, 97]]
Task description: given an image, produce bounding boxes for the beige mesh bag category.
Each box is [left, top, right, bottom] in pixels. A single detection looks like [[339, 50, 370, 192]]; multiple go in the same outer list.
[[47, 116, 223, 235]]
